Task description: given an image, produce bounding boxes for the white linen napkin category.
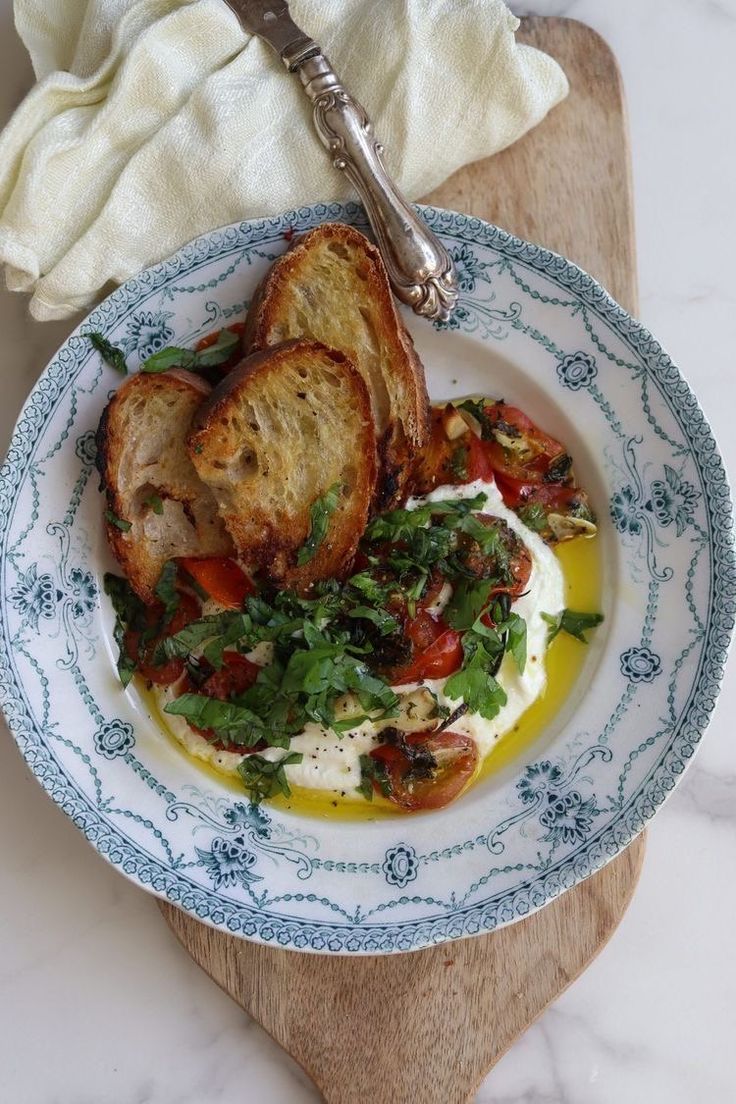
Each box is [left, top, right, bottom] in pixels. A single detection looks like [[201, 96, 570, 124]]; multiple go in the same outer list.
[[0, 0, 568, 321]]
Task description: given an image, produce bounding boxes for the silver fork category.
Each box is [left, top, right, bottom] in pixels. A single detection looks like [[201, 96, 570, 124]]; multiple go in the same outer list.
[[223, 0, 458, 323]]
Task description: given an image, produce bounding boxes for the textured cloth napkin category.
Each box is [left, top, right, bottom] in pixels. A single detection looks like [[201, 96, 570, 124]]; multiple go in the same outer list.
[[0, 0, 568, 321]]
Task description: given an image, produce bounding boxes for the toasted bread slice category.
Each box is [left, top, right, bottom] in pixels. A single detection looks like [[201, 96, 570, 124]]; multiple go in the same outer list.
[[187, 340, 377, 592], [243, 223, 429, 509], [97, 369, 233, 602]]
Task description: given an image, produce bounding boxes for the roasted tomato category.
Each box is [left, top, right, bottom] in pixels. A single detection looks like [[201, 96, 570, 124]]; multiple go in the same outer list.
[[185, 651, 263, 752], [124, 591, 201, 686], [456, 514, 532, 597], [370, 730, 478, 810], [388, 612, 463, 685], [410, 406, 494, 494], [480, 402, 567, 483], [177, 556, 255, 609], [494, 476, 588, 514], [199, 651, 261, 700]]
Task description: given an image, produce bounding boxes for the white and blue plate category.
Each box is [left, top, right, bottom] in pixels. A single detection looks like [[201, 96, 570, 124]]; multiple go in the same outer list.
[[1, 203, 733, 953]]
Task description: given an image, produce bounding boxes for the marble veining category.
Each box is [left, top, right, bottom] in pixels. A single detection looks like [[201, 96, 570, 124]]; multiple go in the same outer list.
[[1, 0, 735, 1101]]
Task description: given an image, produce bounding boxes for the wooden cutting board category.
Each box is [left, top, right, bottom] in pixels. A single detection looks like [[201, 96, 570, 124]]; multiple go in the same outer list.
[[160, 17, 645, 1103]]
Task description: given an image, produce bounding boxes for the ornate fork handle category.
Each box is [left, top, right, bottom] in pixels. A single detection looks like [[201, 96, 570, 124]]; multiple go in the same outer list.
[[223, 0, 458, 321], [293, 53, 457, 322]]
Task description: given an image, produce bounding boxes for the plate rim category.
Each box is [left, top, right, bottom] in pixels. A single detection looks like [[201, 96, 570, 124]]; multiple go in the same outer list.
[[1, 200, 734, 954]]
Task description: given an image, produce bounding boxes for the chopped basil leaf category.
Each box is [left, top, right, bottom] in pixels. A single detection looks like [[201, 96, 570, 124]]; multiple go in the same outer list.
[[517, 502, 548, 533], [365, 493, 487, 543], [103, 573, 145, 687], [89, 333, 128, 374], [237, 752, 303, 804], [193, 328, 240, 367], [502, 611, 528, 673], [297, 482, 342, 565], [164, 694, 269, 747], [541, 608, 604, 643], [141, 329, 240, 374], [357, 753, 391, 801], [449, 444, 468, 480], [347, 571, 398, 606], [156, 611, 248, 663], [346, 605, 400, 635], [154, 560, 180, 628], [145, 493, 164, 515], [105, 509, 132, 532], [139, 346, 195, 373]]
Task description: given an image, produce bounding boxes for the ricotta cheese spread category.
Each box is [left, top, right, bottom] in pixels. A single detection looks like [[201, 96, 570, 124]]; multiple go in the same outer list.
[[154, 479, 564, 798]]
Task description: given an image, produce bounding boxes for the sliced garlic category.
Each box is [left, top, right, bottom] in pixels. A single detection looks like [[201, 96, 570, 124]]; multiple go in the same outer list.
[[492, 428, 531, 455], [547, 512, 598, 541], [457, 407, 483, 437], [393, 688, 443, 732], [442, 406, 470, 441]]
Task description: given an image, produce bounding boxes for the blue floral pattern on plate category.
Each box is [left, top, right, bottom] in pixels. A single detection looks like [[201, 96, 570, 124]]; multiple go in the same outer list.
[[0, 202, 733, 953]]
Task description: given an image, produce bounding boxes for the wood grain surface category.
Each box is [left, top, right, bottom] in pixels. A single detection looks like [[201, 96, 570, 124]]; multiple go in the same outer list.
[[160, 17, 645, 1104]]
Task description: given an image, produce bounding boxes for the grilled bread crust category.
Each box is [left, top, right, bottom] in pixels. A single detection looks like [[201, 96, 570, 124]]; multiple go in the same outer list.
[[96, 369, 233, 601], [187, 339, 377, 593], [243, 222, 429, 510]]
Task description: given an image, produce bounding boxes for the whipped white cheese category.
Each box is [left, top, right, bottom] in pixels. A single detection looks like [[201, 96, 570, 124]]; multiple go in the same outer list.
[[154, 479, 564, 796]]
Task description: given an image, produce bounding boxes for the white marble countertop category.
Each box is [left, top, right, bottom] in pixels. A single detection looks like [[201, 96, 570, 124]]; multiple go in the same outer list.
[[1, 1, 735, 1101]]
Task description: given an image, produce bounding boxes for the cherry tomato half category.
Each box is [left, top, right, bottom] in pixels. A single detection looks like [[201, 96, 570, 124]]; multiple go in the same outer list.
[[178, 556, 255, 609], [458, 514, 532, 598], [199, 651, 261, 701], [390, 613, 463, 685], [124, 591, 202, 686], [494, 476, 584, 513], [480, 403, 566, 484], [410, 407, 495, 493], [464, 431, 496, 483], [370, 730, 478, 810], [184, 651, 263, 752]]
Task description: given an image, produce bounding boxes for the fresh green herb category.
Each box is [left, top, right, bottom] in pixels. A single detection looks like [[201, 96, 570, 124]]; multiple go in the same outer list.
[[105, 509, 132, 532], [517, 502, 548, 533], [154, 560, 180, 628], [501, 611, 528, 672], [237, 752, 304, 804], [103, 573, 145, 687], [297, 482, 342, 565], [145, 493, 164, 515], [444, 647, 508, 720], [365, 493, 487, 543], [568, 497, 596, 523], [541, 608, 604, 644], [356, 753, 391, 801], [347, 605, 400, 636], [140, 329, 240, 374], [443, 588, 527, 719], [194, 329, 240, 367], [160, 588, 399, 749], [156, 611, 249, 663], [89, 333, 128, 374], [445, 578, 496, 631], [139, 347, 192, 373], [449, 444, 468, 480], [164, 693, 273, 747]]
